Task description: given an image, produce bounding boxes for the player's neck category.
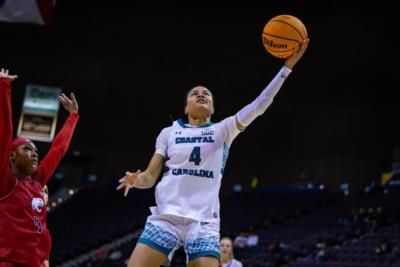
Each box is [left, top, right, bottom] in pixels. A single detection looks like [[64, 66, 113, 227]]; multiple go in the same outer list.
[[220, 255, 231, 264], [187, 115, 210, 126], [12, 167, 32, 179]]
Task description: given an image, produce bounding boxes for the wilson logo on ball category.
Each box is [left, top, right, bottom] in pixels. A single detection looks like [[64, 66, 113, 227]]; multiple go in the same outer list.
[[263, 37, 288, 49]]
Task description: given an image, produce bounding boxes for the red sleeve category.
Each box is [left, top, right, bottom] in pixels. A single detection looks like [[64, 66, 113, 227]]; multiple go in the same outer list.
[[33, 112, 79, 185], [0, 78, 15, 198]]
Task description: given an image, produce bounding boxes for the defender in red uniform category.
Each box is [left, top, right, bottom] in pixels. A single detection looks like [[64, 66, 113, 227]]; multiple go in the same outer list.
[[0, 68, 79, 267]]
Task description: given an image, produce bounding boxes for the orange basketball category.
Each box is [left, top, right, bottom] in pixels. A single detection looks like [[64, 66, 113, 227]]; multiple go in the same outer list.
[[262, 15, 308, 58]]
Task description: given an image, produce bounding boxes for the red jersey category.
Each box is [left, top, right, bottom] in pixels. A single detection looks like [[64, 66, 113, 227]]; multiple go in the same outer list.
[[0, 77, 79, 266], [39, 228, 51, 266]]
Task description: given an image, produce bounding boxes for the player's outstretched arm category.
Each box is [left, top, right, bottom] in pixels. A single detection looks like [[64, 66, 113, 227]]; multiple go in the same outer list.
[[117, 153, 164, 196], [0, 68, 18, 197], [235, 39, 310, 131], [33, 93, 79, 185]]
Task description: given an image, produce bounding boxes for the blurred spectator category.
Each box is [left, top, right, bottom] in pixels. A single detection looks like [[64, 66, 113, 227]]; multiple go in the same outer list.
[[365, 207, 375, 233], [220, 237, 243, 267], [268, 239, 288, 255], [350, 208, 358, 222], [392, 245, 400, 256], [108, 248, 122, 260], [234, 232, 248, 248], [375, 237, 392, 255], [315, 242, 329, 262], [370, 206, 387, 233], [347, 207, 368, 239], [267, 239, 289, 267], [94, 247, 108, 262], [357, 207, 367, 222], [247, 226, 259, 247]]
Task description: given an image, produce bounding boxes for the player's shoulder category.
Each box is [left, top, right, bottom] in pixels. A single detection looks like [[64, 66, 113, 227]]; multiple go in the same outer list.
[[214, 115, 236, 127], [157, 121, 179, 137]]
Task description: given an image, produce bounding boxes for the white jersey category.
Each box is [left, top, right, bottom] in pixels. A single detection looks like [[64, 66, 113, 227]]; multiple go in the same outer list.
[[152, 115, 241, 223], [151, 66, 291, 223], [222, 259, 243, 267]]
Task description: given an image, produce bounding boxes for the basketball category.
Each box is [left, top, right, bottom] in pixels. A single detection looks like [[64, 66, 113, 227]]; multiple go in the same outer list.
[[262, 15, 308, 59]]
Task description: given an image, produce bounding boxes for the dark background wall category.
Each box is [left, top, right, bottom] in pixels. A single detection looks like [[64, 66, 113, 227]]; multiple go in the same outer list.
[[1, 0, 398, 192]]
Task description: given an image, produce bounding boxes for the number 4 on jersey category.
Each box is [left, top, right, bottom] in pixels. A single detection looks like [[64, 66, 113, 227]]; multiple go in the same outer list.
[[189, 146, 201, 165]]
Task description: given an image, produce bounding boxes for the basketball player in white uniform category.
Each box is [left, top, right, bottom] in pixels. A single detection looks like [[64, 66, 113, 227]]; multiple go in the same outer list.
[[117, 39, 309, 267]]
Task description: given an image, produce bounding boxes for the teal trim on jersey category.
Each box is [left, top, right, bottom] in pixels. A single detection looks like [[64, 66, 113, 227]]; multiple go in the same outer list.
[[138, 238, 171, 256], [177, 119, 213, 128], [188, 250, 220, 261], [220, 143, 229, 175]]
